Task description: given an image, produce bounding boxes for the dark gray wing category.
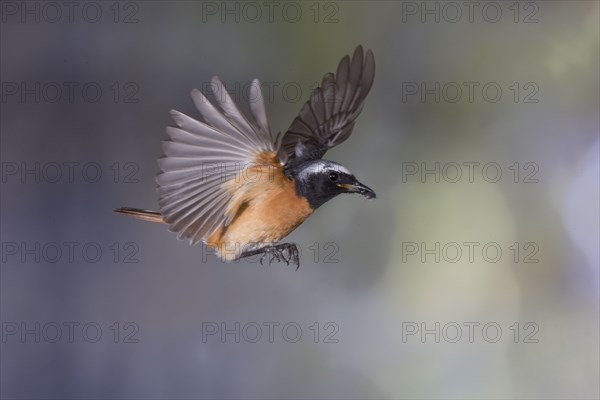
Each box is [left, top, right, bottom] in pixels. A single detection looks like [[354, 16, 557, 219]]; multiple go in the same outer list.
[[278, 46, 375, 164]]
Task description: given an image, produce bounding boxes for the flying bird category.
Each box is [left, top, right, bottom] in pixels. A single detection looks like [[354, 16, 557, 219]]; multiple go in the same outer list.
[[115, 45, 376, 269]]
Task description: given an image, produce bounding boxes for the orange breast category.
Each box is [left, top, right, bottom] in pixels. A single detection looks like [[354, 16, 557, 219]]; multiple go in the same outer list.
[[207, 152, 313, 261]]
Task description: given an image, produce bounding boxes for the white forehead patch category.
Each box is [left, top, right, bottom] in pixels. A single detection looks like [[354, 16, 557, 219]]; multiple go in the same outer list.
[[297, 160, 351, 181]]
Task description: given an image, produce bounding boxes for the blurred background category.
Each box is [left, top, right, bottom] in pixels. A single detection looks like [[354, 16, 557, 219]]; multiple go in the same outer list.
[[1, 1, 598, 398]]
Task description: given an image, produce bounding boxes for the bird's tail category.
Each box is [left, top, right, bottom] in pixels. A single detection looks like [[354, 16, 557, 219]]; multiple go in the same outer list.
[[114, 207, 165, 224]]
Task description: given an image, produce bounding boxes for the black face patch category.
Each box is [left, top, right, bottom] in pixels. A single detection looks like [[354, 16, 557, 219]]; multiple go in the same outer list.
[[287, 160, 356, 209]]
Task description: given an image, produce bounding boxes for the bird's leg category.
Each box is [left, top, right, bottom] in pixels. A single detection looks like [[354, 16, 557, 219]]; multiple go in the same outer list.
[[240, 243, 300, 270]]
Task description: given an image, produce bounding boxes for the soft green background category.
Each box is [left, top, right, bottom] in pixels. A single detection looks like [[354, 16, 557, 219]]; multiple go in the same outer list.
[[1, 1, 598, 398]]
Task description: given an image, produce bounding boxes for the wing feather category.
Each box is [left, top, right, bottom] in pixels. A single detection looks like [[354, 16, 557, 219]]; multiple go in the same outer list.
[[157, 78, 277, 245], [169, 110, 256, 152], [248, 79, 272, 138], [280, 45, 375, 163], [208, 76, 267, 150]]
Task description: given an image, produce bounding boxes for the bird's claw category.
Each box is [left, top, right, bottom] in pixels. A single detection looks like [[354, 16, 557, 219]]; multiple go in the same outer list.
[[242, 243, 300, 270], [259, 244, 299, 270]]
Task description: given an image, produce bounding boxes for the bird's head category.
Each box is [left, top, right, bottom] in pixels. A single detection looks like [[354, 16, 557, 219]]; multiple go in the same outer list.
[[291, 160, 376, 209]]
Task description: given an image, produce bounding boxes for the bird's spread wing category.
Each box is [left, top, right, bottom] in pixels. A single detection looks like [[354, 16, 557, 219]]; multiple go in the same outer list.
[[279, 45, 375, 164], [157, 76, 277, 245]]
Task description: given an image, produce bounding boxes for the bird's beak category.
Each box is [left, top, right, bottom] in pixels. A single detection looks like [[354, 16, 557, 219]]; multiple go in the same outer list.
[[338, 181, 376, 199]]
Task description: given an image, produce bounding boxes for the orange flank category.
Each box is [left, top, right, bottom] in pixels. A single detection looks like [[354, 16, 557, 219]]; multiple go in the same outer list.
[[207, 151, 313, 261]]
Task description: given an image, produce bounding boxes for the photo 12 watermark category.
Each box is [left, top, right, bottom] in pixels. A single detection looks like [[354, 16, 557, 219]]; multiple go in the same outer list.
[[201, 321, 340, 344], [199, 1, 340, 24], [1, 241, 140, 264], [400, 81, 540, 104], [1, 161, 140, 184], [200, 241, 341, 264], [401, 241, 540, 264], [401, 162, 540, 184], [1, 81, 140, 104], [399, 1, 539, 24], [1, 1, 140, 24], [1, 321, 140, 344], [401, 321, 540, 344], [197, 79, 331, 105]]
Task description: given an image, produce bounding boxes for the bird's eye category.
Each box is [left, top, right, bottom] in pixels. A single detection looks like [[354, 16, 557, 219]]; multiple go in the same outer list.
[[328, 172, 339, 182]]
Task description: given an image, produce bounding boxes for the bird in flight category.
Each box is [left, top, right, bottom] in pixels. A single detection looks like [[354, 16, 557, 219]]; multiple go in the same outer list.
[[115, 45, 376, 269]]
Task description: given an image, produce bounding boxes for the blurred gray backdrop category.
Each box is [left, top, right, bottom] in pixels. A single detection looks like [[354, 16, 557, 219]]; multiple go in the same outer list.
[[1, 1, 599, 399]]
